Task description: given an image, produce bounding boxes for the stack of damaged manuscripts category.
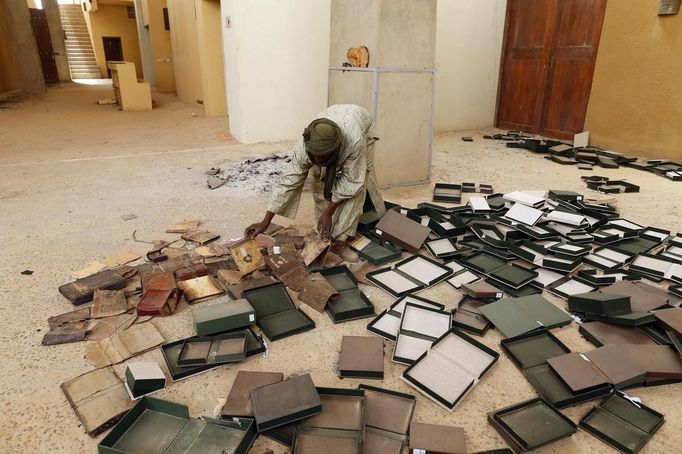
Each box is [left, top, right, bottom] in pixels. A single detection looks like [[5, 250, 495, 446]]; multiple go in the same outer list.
[[44, 183, 682, 453]]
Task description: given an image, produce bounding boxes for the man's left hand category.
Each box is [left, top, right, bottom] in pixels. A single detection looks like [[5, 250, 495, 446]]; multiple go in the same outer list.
[[318, 212, 333, 241]]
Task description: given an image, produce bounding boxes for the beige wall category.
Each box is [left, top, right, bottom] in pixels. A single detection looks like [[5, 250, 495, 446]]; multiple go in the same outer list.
[[196, 0, 226, 116], [221, 0, 331, 142], [147, 0, 174, 92], [585, 0, 682, 160], [167, 0, 226, 116], [0, 2, 20, 93], [89, 4, 143, 78], [435, 0, 506, 131]]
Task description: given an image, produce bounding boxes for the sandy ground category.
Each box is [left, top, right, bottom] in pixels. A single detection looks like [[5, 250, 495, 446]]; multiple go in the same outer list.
[[1, 83, 681, 453]]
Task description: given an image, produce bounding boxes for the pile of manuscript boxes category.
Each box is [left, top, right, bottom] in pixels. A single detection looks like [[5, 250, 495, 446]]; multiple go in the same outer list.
[[46, 184, 682, 453], [483, 130, 682, 182]]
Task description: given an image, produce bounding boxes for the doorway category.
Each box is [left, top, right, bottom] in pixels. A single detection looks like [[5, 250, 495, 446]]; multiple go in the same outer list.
[[496, 0, 607, 140], [29, 8, 59, 85], [102, 37, 123, 78]]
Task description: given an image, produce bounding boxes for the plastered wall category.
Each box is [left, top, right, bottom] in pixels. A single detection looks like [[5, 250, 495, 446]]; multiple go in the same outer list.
[[220, 0, 331, 142], [146, 0, 174, 93], [0, 2, 20, 93], [89, 4, 143, 78], [167, 0, 202, 108], [585, 0, 682, 160], [196, 0, 226, 117], [167, 0, 225, 116], [434, 0, 506, 131]]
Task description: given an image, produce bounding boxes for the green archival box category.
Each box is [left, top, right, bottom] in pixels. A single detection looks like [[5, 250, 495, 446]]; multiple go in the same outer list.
[[568, 292, 631, 316], [160, 328, 265, 382], [191, 298, 255, 336], [488, 397, 577, 452], [480, 295, 571, 339], [125, 362, 166, 399], [320, 266, 375, 323], [176, 332, 247, 366], [501, 330, 610, 408], [98, 396, 257, 454], [243, 282, 315, 341], [579, 394, 664, 454]]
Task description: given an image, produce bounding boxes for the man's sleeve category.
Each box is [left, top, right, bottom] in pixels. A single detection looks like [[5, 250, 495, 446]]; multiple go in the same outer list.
[[267, 141, 311, 219], [331, 138, 367, 204]]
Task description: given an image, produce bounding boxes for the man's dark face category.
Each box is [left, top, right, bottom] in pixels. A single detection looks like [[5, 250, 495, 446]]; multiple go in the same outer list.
[[311, 155, 327, 166]]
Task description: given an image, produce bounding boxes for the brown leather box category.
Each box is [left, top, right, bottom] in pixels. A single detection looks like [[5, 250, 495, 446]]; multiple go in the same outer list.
[[250, 373, 321, 432], [619, 344, 682, 380], [579, 321, 656, 347], [339, 336, 384, 379], [547, 352, 610, 393], [59, 269, 126, 305], [409, 422, 466, 454], [375, 210, 431, 254], [603, 280, 679, 312], [585, 344, 646, 388], [221, 371, 284, 418], [137, 271, 181, 316], [654, 307, 682, 335]]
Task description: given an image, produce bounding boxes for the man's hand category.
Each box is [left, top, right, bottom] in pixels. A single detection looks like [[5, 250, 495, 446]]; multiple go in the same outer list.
[[245, 211, 275, 239], [318, 211, 333, 241], [245, 221, 268, 239], [318, 202, 341, 241]]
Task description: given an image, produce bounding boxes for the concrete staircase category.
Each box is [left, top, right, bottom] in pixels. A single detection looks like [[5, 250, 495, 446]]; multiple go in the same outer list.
[[59, 4, 101, 79]]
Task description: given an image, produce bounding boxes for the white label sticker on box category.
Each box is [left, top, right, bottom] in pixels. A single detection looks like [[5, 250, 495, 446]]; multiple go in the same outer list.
[[249, 314, 255, 322], [376, 229, 383, 236]]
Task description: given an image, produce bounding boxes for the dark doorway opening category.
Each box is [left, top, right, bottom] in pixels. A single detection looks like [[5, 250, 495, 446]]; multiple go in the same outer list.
[[102, 37, 123, 78]]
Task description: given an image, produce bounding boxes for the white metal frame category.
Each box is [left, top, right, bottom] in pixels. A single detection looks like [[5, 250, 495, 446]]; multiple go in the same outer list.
[[328, 66, 437, 188]]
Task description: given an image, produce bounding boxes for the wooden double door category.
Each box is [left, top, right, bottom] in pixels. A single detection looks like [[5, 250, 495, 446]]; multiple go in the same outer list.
[[496, 0, 607, 139]]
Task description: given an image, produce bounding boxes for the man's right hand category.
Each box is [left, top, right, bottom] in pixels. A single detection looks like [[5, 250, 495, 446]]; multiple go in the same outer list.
[[244, 211, 275, 239], [245, 221, 269, 239]]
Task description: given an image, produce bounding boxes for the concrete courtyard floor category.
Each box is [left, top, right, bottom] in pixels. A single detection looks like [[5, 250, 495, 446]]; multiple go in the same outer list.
[[1, 83, 681, 453]]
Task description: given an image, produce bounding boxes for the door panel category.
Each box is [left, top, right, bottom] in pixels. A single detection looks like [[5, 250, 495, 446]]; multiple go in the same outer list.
[[541, 0, 607, 139], [29, 8, 59, 84], [499, 59, 546, 131], [496, 0, 606, 139], [496, 0, 556, 133]]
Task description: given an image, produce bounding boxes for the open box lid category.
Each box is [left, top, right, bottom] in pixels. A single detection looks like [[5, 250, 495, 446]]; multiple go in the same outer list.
[[358, 384, 415, 436], [98, 396, 257, 454], [291, 427, 362, 453], [299, 387, 365, 432], [504, 203, 544, 226], [489, 397, 577, 452], [243, 282, 296, 318], [366, 294, 444, 341], [221, 371, 284, 418], [395, 254, 453, 286], [408, 422, 466, 454], [160, 328, 265, 382], [578, 321, 656, 348], [402, 329, 498, 412], [579, 393, 664, 454], [250, 374, 321, 432], [547, 352, 610, 393], [501, 329, 570, 370]]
